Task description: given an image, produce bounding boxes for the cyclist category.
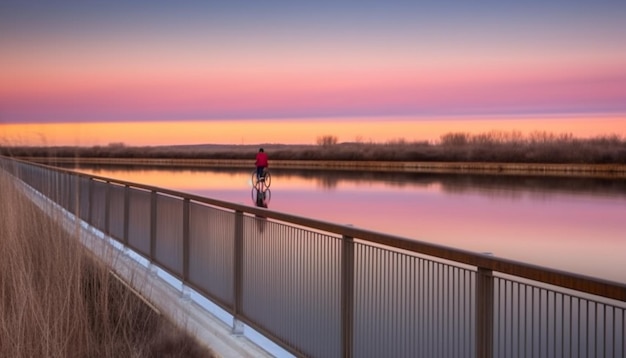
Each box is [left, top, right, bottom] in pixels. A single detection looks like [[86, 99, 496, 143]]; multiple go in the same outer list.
[[255, 147, 269, 180]]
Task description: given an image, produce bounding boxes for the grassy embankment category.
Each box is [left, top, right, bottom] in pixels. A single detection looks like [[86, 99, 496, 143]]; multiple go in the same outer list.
[[0, 170, 214, 357], [2, 131, 625, 164]]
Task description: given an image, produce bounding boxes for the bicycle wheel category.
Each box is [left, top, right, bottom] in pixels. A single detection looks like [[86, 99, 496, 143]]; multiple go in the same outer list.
[[251, 170, 259, 187], [263, 170, 272, 188]]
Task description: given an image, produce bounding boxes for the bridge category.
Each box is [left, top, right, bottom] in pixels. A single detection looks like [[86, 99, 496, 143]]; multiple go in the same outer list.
[[2, 156, 625, 358]]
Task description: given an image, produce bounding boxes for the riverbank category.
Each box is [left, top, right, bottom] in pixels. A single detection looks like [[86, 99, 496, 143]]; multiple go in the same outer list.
[[21, 157, 626, 178], [3, 131, 626, 166]]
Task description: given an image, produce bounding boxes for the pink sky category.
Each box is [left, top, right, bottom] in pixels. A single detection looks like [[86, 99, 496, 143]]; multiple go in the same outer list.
[[1, 1, 625, 145]]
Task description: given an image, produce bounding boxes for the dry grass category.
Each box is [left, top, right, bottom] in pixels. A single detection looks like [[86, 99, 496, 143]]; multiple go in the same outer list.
[[0, 170, 214, 358], [2, 130, 625, 164]]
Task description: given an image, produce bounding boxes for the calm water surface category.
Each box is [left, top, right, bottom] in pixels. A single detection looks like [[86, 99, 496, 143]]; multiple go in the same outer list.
[[74, 166, 626, 284]]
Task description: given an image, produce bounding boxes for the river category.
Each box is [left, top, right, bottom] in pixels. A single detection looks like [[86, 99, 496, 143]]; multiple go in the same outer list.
[[72, 165, 626, 284]]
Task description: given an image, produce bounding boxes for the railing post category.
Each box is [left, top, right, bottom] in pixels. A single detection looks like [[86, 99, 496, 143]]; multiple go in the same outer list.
[[182, 198, 190, 283], [233, 209, 244, 335], [150, 190, 157, 260], [476, 267, 494, 358], [88, 178, 94, 225], [232, 210, 243, 334], [70, 174, 76, 215], [123, 185, 130, 246], [341, 234, 354, 358], [104, 181, 111, 236], [73, 174, 80, 216]]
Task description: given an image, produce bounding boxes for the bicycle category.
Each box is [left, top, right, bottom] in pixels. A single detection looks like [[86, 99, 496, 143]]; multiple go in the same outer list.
[[251, 168, 272, 189]]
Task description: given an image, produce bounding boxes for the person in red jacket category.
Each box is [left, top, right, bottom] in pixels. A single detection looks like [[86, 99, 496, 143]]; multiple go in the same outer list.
[[255, 148, 269, 180]]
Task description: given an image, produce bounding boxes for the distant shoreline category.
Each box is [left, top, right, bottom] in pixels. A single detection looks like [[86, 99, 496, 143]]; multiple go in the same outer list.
[[4, 132, 625, 168], [21, 157, 626, 178]]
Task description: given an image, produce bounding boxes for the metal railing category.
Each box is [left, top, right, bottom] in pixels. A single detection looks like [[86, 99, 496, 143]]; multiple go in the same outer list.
[[2, 156, 625, 358]]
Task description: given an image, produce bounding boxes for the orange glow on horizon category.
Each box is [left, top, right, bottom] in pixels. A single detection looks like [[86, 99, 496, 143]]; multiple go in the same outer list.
[[1, 114, 625, 147]]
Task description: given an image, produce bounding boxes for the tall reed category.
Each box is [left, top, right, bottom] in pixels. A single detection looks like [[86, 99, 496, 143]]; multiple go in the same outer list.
[[0, 170, 213, 357]]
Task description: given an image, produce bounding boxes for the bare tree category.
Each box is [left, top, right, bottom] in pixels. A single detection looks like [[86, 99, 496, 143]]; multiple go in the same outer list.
[[316, 135, 338, 147]]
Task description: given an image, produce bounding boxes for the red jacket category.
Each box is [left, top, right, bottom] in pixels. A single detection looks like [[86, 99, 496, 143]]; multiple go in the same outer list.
[[255, 152, 268, 167]]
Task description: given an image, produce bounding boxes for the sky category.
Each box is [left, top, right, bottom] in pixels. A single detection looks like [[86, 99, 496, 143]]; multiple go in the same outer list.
[[1, 0, 625, 146]]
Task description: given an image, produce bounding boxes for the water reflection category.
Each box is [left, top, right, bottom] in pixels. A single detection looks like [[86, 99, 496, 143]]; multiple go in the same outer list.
[[69, 164, 626, 198], [252, 187, 270, 208], [71, 164, 626, 283], [278, 168, 626, 198], [251, 187, 270, 233]]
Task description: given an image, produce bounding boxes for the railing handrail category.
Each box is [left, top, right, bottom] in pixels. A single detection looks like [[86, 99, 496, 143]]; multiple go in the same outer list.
[[5, 156, 626, 303]]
